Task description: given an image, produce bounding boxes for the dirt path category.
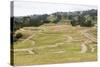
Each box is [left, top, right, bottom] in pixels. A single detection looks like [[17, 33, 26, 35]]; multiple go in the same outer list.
[[12, 30, 40, 54], [81, 29, 96, 42], [52, 50, 66, 54], [13, 42, 64, 54], [83, 32, 96, 42], [34, 35, 73, 49], [21, 33, 36, 43], [66, 36, 73, 42], [80, 43, 88, 53], [13, 27, 96, 54], [80, 29, 96, 53], [13, 31, 74, 54], [20, 28, 42, 43], [13, 48, 35, 54]]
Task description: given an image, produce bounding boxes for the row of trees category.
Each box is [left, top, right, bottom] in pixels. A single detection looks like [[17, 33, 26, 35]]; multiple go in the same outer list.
[[11, 9, 97, 32], [11, 9, 97, 42], [12, 14, 61, 32], [70, 15, 97, 27]]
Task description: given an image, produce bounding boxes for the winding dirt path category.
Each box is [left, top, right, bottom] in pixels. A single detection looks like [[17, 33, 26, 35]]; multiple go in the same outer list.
[[13, 27, 97, 54], [13, 35, 73, 54], [12, 29, 40, 54], [80, 29, 96, 53]]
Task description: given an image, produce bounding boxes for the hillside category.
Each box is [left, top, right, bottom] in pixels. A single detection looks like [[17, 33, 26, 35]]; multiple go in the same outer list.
[[11, 9, 97, 65], [11, 9, 97, 32], [12, 24, 97, 65]]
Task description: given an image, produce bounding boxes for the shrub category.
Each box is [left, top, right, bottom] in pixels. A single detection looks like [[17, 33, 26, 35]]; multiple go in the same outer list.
[[15, 33, 23, 39], [71, 20, 78, 26]]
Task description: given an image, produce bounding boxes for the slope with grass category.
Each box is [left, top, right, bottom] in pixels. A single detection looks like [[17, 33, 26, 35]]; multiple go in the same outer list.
[[12, 24, 97, 66]]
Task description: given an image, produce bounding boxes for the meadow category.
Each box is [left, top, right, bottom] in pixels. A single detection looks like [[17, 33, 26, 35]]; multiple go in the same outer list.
[[12, 24, 97, 65]]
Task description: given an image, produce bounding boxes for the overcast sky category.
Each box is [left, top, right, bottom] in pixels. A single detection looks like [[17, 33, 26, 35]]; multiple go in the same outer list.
[[14, 1, 97, 16]]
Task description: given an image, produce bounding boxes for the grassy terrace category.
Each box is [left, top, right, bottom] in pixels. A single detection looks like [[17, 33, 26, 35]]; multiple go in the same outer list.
[[13, 24, 97, 65], [14, 52, 96, 65], [14, 40, 33, 49]]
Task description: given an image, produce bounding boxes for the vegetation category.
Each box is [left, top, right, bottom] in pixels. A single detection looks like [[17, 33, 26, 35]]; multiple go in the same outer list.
[[15, 33, 23, 39], [12, 25, 97, 65], [11, 9, 97, 65], [11, 9, 97, 32]]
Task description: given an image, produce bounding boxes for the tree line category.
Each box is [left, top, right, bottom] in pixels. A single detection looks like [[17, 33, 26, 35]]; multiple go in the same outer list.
[[11, 9, 97, 32], [11, 9, 97, 42]]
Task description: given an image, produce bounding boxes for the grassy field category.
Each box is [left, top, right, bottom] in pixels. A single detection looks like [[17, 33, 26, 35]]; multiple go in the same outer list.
[[12, 24, 97, 66]]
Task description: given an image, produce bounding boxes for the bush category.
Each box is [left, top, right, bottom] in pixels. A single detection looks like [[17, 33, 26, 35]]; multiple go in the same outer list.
[[85, 20, 94, 27], [15, 33, 23, 39], [71, 20, 78, 26]]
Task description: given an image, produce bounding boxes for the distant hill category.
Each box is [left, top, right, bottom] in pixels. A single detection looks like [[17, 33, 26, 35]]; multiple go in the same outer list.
[[11, 9, 97, 32]]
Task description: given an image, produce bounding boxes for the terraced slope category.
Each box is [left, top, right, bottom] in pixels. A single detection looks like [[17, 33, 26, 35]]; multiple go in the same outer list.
[[12, 24, 97, 65]]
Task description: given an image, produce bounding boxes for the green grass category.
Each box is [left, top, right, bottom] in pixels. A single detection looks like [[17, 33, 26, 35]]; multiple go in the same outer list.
[[34, 33, 65, 46], [12, 24, 97, 66], [14, 52, 97, 65], [13, 40, 33, 49]]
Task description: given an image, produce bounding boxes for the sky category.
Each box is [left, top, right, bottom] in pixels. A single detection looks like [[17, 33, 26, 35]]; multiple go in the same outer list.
[[13, 1, 97, 16]]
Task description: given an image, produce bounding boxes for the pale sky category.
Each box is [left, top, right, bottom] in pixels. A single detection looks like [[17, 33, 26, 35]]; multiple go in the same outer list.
[[14, 1, 97, 16]]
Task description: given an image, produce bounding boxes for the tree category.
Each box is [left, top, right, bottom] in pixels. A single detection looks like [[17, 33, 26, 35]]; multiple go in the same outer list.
[[22, 16, 31, 26], [71, 20, 77, 26], [84, 20, 94, 27], [70, 16, 79, 26], [15, 33, 23, 39], [81, 15, 94, 27]]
